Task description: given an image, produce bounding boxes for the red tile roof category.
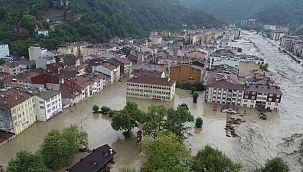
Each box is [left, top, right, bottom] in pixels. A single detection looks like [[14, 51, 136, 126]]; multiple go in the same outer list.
[[127, 76, 175, 87], [206, 71, 243, 90], [0, 88, 34, 108], [244, 85, 282, 94]]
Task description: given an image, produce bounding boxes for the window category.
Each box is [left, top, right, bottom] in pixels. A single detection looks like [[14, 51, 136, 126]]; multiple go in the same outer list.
[[251, 100, 254, 103], [269, 93, 273, 96], [277, 94, 281, 97], [252, 96, 255, 99], [244, 95, 248, 99], [40, 106, 44, 109], [275, 103, 278, 106]]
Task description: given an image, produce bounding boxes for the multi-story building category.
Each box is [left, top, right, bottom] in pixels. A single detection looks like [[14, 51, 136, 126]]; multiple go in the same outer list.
[[205, 70, 283, 110], [241, 72, 282, 110], [32, 90, 63, 121], [169, 64, 205, 82], [0, 43, 10, 57], [3, 62, 21, 75], [205, 71, 244, 106], [35, 56, 56, 70], [0, 88, 37, 135], [126, 76, 176, 101], [28, 46, 47, 61]]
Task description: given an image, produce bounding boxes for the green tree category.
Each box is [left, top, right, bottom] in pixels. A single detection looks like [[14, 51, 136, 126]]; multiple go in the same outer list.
[[40, 125, 88, 170], [6, 150, 50, 172], [111, 102, 145, 137], [93, 105, 99, 113], [143, 105, 194, 140], [193, 92, 199, 103], [191, 87, 196, 94], [141, 132, 190, 172], [19, 15, 42, 33], [256, 157, 290, 172], [191, 145, 242, 172], [163, 106, 194, 140], [40, 129, 71, 170], [101, 106, 111, 114], [0, 59, 5, 65], [259, 63, 269, 72], [119, 167, 136, 172], [195, 117, 203, 128]]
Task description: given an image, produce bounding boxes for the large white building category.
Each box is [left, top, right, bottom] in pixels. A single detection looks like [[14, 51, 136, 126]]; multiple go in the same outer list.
[[33, 90, 63, 121], [126, 76, 176, 101], [28, 46, 47, 61], [0, 43, 10, 58]]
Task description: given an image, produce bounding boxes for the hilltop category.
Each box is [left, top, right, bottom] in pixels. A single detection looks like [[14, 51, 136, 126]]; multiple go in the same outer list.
[[0, 0, 224, 57]]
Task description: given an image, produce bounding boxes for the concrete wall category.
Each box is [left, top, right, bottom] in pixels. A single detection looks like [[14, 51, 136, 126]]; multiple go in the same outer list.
[[170, 65, 203, 81]]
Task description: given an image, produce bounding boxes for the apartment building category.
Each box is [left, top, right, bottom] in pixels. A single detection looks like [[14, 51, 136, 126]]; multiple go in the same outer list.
[[126, 76, 176, 101], [205, 71, 244, 106], [241, 72, 282, 110], [0, 88, 37, 135], [32, 90, 63, 121], [205, 70, 283, 110]]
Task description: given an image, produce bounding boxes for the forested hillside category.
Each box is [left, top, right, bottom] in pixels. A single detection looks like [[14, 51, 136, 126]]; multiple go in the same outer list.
[[0, 0, 224, 57], [179, 0, 278, 22], [253, 0, 303, 26]]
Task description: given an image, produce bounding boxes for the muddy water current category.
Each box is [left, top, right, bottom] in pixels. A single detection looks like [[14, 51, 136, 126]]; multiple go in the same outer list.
[[0, 31, 302, 171]]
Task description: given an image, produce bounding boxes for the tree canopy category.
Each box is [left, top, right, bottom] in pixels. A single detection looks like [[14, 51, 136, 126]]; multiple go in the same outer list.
[[191, 145, 242, 172], [143, 104, 194, 141], [40, 125, 88, 170], [256, 157, 290, 172], [111, 101, 145, 137], [6, 150, 50, 172], [141, 132, 190, 172]]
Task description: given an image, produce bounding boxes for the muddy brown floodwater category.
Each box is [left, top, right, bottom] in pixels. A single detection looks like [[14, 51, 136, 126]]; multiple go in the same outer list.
[[0, 31, 303, 172]]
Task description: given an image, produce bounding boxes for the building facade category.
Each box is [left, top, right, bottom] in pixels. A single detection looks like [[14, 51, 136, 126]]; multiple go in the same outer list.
[[0, 88, 37, 135], [33, 90, 63, 121], [126, 76, 176, 101], [0, 43, 10, 57], [28, 46, 47, 61]]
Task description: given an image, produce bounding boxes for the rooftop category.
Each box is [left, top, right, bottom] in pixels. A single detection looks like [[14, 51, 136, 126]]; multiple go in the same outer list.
[[127, 76, 175, 87], [0, 88, 34, 108], [66, 144, 116, 172], [206, 71, 243, 90]]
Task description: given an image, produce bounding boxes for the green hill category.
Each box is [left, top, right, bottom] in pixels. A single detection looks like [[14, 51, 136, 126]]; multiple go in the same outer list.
[[253, 0, 303, 26], [179, 0, 280, 22], [0, 0, 224, 57]]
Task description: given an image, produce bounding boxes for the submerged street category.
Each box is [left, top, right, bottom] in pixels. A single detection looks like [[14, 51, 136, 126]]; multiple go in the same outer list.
[[0, 31, 302, 171]]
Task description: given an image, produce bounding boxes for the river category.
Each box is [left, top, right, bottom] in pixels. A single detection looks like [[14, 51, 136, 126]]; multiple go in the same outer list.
[[0, 31, 302, 172]]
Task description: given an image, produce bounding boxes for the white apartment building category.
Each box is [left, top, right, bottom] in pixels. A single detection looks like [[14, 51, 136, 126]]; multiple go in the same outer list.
[[28, 46, 47, 61], [33, 90, 63, 121], [126, 76, 176, 101], [0, 43, 10, 57]]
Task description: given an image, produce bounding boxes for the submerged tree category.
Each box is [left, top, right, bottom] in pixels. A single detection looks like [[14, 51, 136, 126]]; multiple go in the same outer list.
[[191, 145, 242, 172], [6, 150, 50, 172], [40, 125, 88, 170], [111, 102, 145, 137], [141, 132, 190, 172], [256, 157, 290, 172], [193, 92, 199, 103]]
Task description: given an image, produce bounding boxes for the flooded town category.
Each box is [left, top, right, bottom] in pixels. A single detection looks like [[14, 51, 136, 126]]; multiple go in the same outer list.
[[1, 26, 303, 172]]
